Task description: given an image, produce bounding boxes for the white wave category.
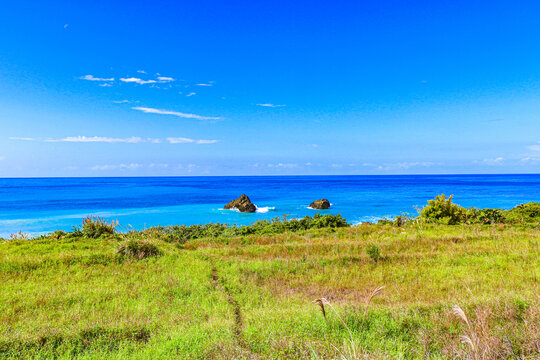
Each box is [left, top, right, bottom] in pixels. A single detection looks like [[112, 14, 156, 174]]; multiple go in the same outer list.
[[219, 207, 240, 212], [255, 206, 275, 213]]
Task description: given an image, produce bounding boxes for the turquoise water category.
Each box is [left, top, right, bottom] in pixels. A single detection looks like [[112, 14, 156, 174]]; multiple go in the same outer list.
[[0, 175, 539, 237]]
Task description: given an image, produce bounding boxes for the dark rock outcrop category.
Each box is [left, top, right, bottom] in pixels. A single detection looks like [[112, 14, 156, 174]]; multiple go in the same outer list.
[[309, 199, 331, 210], [224, 194, 256, 213]]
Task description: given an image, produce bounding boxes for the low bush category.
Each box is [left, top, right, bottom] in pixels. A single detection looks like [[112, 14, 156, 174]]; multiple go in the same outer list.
[[365, 244, 381, 262], [80, 216, 119, 238], [504, 202, 540, 224], [117, 239, 162, 260], [419, 194, 467, 225], [466, 208, 506, 224], [142, 214, 350, 243]]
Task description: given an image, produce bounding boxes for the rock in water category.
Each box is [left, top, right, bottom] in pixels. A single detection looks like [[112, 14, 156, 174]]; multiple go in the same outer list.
[[224, 194, 257, 213], [309, 199, 331, 210]]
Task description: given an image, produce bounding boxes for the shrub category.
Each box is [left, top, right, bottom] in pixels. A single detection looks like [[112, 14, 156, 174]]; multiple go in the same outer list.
[[419, 194, 467, 225], [310, 213, 350, 228], [142, 214, 350, 243], [393, 214, 409, 227], [9, 231, 29, 241], [117, 240, 162, 260], [466, 208, 505, 224], [49, 230, 66, 240], [365, 244, 381, 262], [81, 216, 119, 238], [504, 202, 540, 224]]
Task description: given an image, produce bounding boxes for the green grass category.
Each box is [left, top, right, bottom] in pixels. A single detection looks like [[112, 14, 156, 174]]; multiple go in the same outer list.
[[1, 222, 539, 359]]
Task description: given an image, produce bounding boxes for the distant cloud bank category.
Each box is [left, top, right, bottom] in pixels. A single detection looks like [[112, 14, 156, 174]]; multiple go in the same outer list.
[[10, 135, 218, 145]]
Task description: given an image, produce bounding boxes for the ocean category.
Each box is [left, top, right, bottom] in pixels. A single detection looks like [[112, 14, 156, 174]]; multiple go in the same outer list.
[[0, 174, 539, 237]]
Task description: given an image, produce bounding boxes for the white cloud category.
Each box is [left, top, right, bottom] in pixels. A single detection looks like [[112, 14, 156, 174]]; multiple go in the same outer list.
[[137, 70, 147, 74], [375, 162, 438, 171], [12, 135, 218, 145], [527, 142, 540, 152], [45, 136, 147, 143], [520, 157, 539, 163], [64, 24, 69, 29], [186, 92, 196, 97], [267, 163, 298, 168], [9, 137, 35, 141], [157, 76, 175, 82], [91, 163, 142, 171], [112, 100, 131, 104], [99, 83, 112, 87], [149, 163, 169, 168], [80, 75, 114, 82], [120, 77, 156, 85], [310, 144, 319, 148], [257, 103, 286, 107], [475, 157, 504, 166], [196, 83, 212, 87], [166, 137, 218, 144], [132, 106, 221, 120]]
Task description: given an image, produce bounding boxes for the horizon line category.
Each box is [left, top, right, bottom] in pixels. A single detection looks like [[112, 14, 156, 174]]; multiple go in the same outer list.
[[0, 172, 539, 180]]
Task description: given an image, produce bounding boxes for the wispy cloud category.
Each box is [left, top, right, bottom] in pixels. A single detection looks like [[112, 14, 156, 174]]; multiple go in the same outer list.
[[132, 106, 221, 120], [11, 135, 218, 144], [474, 157, 504, 165], [257, 103, 286, 108], [166, 137, 218, 144], [45, 136, 152, 143], [80, 75, 114, 82], [157, 76, 175, 82], [112, 100, 131, 104], [527, 141, 540, 152], [368, 161, 439, 171], [196, 83, 212, 87], [120, 77, 156, 85], [9, 137, 35, 141], [266, 163, 298, 168], [186, 92, 196, 97], [91, 163, 143, 171], [137, 70, 147, 74]]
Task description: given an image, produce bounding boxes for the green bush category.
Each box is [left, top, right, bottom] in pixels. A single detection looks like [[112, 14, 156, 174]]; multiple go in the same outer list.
[[419, 194, 467, 225], [365, 244, 381, 262], [143, 214, 350, 243], [117, 240, 162, 260], [504, 203, 540, 224], [79, 216, 119, 238], [466, 208, 505, 224]]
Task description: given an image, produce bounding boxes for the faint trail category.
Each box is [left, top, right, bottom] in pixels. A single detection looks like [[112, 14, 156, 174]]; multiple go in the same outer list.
[[211, 267, 245, 345]]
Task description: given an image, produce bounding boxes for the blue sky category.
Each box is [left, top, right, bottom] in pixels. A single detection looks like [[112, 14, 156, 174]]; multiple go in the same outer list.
[[0, 0, 539, 176]]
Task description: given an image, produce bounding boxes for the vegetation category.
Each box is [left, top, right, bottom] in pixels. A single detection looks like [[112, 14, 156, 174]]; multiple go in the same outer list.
[[365, 243, 381, 263], [0, 200, 538, 359], [419, 194, 467, 225], [79, 216, 119, 238], [138, 213, 349, 244], [117, 239, 162, 260], [417, 194, 540, 225]]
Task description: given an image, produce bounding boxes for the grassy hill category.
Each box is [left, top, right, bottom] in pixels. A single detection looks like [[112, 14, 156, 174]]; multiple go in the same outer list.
[[1, 209, 539, 359]]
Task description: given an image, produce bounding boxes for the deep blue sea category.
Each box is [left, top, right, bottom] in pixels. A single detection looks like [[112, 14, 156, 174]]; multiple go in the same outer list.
[[0, 175, 539, 237]]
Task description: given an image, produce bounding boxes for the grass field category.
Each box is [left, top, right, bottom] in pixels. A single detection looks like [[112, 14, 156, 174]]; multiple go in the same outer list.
[[1, 222, 538, 359]]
